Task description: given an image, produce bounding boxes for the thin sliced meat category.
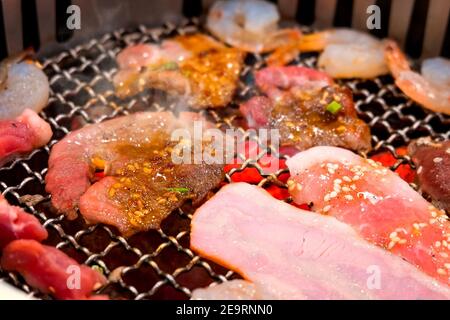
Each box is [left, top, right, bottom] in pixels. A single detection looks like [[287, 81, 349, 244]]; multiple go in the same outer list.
[[0, 194, 47, 248], [408, 138, 450, 211], [114, 34, 244, 109], [191, 280, 274, 300], [286, 146, 450, 285], [46, 111, 224, 236], [1, 239, 106, 300], [0, 109, 52, 165], [191, 183, 450, 299], [240, 66, 371, 152]]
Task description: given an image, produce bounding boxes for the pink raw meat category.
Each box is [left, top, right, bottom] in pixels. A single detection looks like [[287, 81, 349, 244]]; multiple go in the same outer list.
[[191, 183, 450, 299], [1, 239, 106, 300], [286, 146, 450, 286], [0, 109, 52, 165], [0, 194, 47, 248]]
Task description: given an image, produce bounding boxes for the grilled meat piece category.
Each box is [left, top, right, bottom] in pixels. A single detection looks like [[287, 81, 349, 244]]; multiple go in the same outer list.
[[0, 195, 47, 248], [0, 109, 52, 166], [191, 183, 450, 299], [114, 34, 245, 109], [46, 112, 224, 236], [408, 138, 450, 212], [240, 66, 372, 152], [1, 240, 106, 300], [286, 146, 450, 285]]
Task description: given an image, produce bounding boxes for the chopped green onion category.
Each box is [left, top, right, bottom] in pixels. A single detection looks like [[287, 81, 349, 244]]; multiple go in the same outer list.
[[165, 187, 189, 194], [326, 100, 342, 114], [157, 61, 178, 71], [91, 265, 104, 275]]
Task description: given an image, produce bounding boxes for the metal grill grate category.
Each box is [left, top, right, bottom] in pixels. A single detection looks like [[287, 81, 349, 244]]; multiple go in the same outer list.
[[0, 19, 449, 300]]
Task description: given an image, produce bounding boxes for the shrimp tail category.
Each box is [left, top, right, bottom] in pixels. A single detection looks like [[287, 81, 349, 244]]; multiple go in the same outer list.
[[298, 31, 329, 52], [265, 28, 302, 66], [384, 39, 411, 78]]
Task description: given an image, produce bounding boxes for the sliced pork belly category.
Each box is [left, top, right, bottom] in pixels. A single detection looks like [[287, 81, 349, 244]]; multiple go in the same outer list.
[[286, 146, 450, 285], [0, 109, 52, 165], [1, 240, 106, 300], [239, 66, 371, 152], [408, 138, 450, 211], [191, 280, 274, 300], [0, 194, 47, 248], [191, 183, 450, 299], [46, 111, 224, 236], [114, 34, 244, 109]]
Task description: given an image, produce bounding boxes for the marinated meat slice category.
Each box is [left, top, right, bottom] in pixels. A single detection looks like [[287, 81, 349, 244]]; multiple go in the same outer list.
[[191, 280, 274, 300], [46, 111, 224, 236], [114, 34, 244, 109], [286, 146, 450, 285], [191, 183, 450, 299], [408, 138, 450, 211], [0, 195, 47, 248], [240, 66, 371, 152], [1, 240, 106, 300], [0, 109, 52, 165]]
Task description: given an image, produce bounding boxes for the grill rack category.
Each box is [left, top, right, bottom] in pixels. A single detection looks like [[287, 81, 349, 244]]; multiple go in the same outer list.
[[0, 19, 449, 300]]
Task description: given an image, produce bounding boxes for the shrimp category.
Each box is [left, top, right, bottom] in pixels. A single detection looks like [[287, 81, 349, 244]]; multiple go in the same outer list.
[[299, 28, 389, 79], [206, 0, 302, 66], [385, 40, 450, 115], [0, 51, 49, 119]]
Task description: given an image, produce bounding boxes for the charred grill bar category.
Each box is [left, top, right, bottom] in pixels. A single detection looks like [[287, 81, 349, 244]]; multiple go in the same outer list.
[[0, 20, 449, 299]]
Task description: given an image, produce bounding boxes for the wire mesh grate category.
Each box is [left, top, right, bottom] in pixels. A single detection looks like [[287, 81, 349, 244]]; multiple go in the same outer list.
[[0, 19, 449, 300]]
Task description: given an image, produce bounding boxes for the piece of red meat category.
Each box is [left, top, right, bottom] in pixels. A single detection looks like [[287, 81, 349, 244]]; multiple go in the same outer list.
[[287, 146, 450, 285], [240, 66, 372, 152], [0, 195, 47, 248], [0, 109, 52, 165], [1, 239, 107, 300]]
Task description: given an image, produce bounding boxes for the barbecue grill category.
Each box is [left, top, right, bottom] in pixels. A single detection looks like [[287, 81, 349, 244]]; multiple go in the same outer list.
[[0, 0, 449, 300]]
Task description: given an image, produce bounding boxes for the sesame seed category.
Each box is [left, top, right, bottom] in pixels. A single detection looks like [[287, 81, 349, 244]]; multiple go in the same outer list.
[[440, 252, 449, 258], [328, 168, 335, 174], [324, 194, 330, 202], [389, 232, 398, 239], [344, 195, 354, 201], [352, 175, 360, 181], [329, 191, 338, 198], [334, 179, 342, 184], [387, 241, 396, 250], [323, 205, 331, 213], [413, 223, 420, 230], [430, 218, 437, 224], [445, 263, 450, 269], [446, 148, 450, 154], [343, 176, 351, 182], [342, 186, 351, 192], [419, 223, 428, 228], [350, 184, 357, 190], [431, 211, 437, 218], [443, 240, 448, 247], [435, 241, 441, 248], [398, 239, 407, 244], [333, 185, 341, 193], [433, 157, 443, 163], [417, 166, 423, 174], [437, 268, 447, 275]]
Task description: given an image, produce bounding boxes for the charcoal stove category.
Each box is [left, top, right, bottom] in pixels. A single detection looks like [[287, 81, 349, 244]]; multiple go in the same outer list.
[[0, 0, 449, 300]]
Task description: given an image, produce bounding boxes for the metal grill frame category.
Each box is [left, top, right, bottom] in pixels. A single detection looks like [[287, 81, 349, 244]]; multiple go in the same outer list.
[[0, 19, 449, 300]]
